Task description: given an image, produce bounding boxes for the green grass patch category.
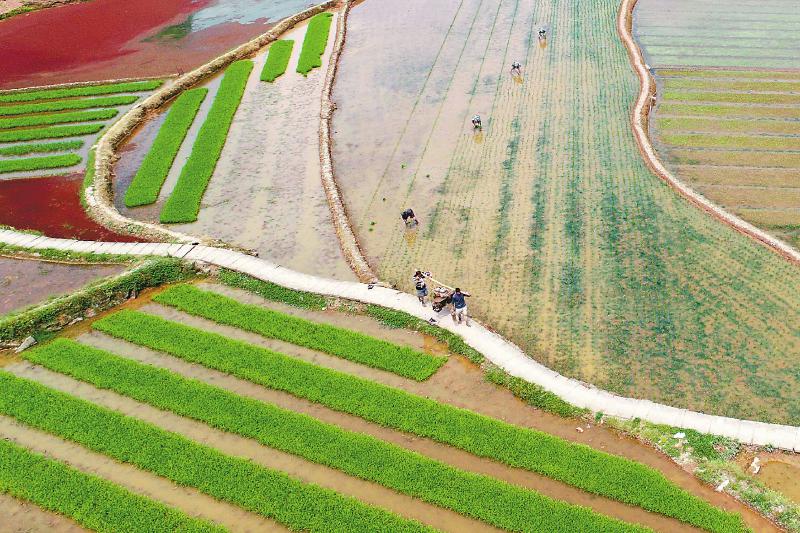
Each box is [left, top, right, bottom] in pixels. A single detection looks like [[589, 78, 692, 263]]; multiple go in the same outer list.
[[664, 78, 800, 93], [261, 40, 294, 82], [656, 116, 800, 136], [656, 103, 800, 120], [28, 339, 646, 533], [662, 133, 800, 151], [154, 284, 446, 380], [0, 154, 81, 174], [0, 140, 83, 156], [483, 366, 588, 418], [0, 123, 103, 142], [0, 80, 162, 104], [0, 438, 223, 533], [657, 69, 800, 81], [124, 88, 207, 207], [0, 370, 433, 533], [218, 269, 328, 309], [296, 13, 334, 76], [92, 310, 747, 533], [662, 90, 800, 105], [0, 94, 138, 117], [160, 61, 252, 223], [0, 108, 118, 129]]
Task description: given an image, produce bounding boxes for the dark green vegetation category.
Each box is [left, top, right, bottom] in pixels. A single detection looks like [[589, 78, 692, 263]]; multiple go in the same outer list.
[[0, 80, 162, 103], [124, 88, 208, 207], [0, 140, 83, 156], [483, 366, 588, 418], [218, 268, 328, 310], [154, 284, 446, 380], [0, 153, 80, 174], [0, 371, 434, 533], [261, 40, 295, 82], [160, 61, 253, 223], [0, 439, 224, 533], [26, 339, 646, 533], [93, 309, 746, 533], [0, 95, 138, 117], [0, 123, 103, 142], [0, 108, 118, 129], [296, 13, 334, 76]]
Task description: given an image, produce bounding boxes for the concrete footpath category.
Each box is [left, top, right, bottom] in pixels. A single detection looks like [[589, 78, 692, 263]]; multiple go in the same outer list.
[[3, 228, 799, 452]]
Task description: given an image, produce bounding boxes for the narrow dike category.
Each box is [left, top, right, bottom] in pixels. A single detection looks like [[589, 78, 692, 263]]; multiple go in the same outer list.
[[4, 362, 493, 533], [0, 409, 279, 532]]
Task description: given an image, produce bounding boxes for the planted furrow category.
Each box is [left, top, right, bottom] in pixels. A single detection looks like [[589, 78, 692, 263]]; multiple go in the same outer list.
[[0, 94, 138, 117], [0, 140, 83, 156], [296, 13, 334, 76], [0, 108, 118, 129], [261, 40, 294, 82], [0, 80, 162, 103], [0, 153, 81, 174], [0, 123, 103, 142]]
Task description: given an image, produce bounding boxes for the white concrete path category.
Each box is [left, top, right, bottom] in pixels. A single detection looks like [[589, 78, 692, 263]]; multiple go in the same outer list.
[[2, 227, 799, 452]]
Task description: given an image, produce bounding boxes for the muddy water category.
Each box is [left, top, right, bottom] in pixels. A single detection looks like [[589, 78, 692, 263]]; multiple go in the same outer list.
[[0, 492, 86, 533], [0, 412, 278, 532], [6, 362, 493, 533], [0, 174, 143, 241], [0, 257, 124, 315], [0, 0, 316, 89], [738, 450, 800, 504]]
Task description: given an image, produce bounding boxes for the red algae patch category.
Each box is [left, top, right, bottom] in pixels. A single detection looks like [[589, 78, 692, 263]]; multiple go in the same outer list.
[[0, 174, 142, 241]]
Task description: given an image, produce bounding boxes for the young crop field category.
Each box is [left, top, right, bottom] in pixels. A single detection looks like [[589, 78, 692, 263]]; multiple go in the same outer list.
[[296, 13, 334, 76], [261, 39, 294, 82], [331, 0, 800, 425], [0, 280, 763, 532]]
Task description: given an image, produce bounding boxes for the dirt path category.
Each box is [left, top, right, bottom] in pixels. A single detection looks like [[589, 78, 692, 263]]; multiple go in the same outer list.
[[0, 492, 86, 533], [0, 411, 278, 532]]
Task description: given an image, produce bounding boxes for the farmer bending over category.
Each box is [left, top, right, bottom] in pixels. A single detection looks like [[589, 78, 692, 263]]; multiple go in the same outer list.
[[511, 61, 522, 75], [450, 288, 471, 326], [471, 115, 482, 129], [401, 208, 418, 227]]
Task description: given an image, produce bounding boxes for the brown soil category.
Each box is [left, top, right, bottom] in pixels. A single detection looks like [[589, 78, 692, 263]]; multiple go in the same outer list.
[[0, 492, 86, 533]]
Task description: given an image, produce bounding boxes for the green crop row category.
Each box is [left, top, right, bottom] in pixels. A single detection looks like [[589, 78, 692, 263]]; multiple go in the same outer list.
[[261, 40, 294, 82], [0, 108, 118, 129], [0, 140, 83, 156], [124, 88, 207, 207], [662, 90, 800, 105], [656, 117, 800, 136], [154, 285, 446, 380], [0, 438, 223, 533], [657, 68, 800, 81], [656, 103, 800, 120], [218, 268, 328, 309], [0, 123, 103, 142], [297, 13, 334, 76], [160, 61, 253, 223], [27, 339, 645, 533], [92, 310, 746, 533], [0, 80, 162, 104], [662, 133, 800, 151], [0, 371, 434, 533], [0, 94, 138, 117], [663, 77, 800, 93], [0, 154, 81, 174]]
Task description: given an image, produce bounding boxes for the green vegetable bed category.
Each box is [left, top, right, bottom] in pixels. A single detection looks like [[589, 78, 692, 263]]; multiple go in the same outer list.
[[296, 13, 334, 76], [0, 80, 162, 104], [0, 108, 118, 129], [154, 284, 446, 380], [0, 95, 138, 117], [26, 339, 644, 533], [160, 61, 253, 223], [0, 154, 81, 174], [92, 310, 746, 533], [261, 40, 294, 82], [124, 88, 208, 207], [0, 140, 83, 156], [0, 371, 433, 533], [0, 439, 223, 533], [0, 123, 103, 142]]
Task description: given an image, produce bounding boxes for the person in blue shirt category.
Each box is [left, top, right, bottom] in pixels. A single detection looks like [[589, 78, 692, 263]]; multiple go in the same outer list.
[[450, 287, 471, 326]]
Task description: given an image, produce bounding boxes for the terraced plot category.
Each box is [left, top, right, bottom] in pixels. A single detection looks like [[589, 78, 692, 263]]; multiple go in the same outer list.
[[1, 279, 772, 532], [332, 0, 800, 425]]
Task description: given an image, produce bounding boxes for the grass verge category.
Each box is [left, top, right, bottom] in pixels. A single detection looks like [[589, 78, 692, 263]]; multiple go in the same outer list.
[[0, 80, 162, 104], [0, 109, 118, 129], [483, 365, 588, 418], [296, 13, 334, 76], [218, 269, 327, 309], [154, 284, 446, 380], [0, 140, 83, 156], [261, 40, 294, 82], [0, 438, 224, 533], [0, 95, 138, 117], [0, 154, 81, 174], [0, 371, 434, 533], [160, 61, 252, 223], [28, 339, 647, 533], [124, 88, 208, 207], [0, 123, 103, 142], [92, 310, 747, 533]]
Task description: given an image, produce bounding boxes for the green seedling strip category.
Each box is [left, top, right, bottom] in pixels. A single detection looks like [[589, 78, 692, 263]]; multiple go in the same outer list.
[[154, 285, 446, 380], [124, 88, 208, 207], [0, 123, 103, 142], [0, 154, 81, 174], [662, 133, 800, 151], [0, 108, 118, 129], [27, 339, 646, 533], [0, 140, 83, 156], [0, 439, 224, 533], [0, 95, 138, 117], [0, 371, 434, 533], [160, 61, 253, 223], [662, 90, 800, 105], [0, 80, 162, 104], [93, 310, 746, 533], [296, 13, 334, 75], [261, 40, 294, 82]]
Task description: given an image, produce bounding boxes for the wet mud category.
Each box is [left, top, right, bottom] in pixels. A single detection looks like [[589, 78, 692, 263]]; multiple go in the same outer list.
[[0, 256, 124, 316], [0, 492, 86, 533], [737, 449, 800, 504]]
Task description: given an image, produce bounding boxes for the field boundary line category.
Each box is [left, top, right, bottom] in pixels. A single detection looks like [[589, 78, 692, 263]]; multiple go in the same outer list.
[[618, 0, 800, 266]]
